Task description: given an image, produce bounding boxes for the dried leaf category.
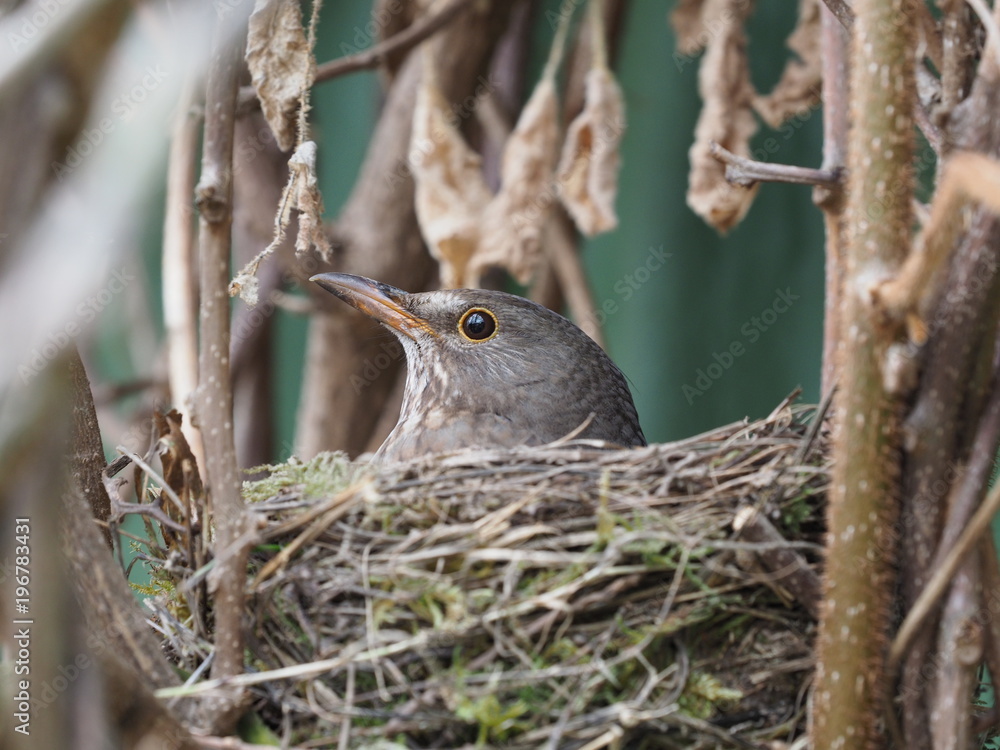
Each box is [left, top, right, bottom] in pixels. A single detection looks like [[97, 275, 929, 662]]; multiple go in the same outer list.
[[410, 65, 492, 288], [474, 77, 560, 284], [229, 141, 329, 305], [153, 409, 204, 550], [753, 0, 822, 128], [686, 0, 759, 233], [246, 0, 315, 152], [288, 140, 331, 258], [556, 66, 626, 237], [670, 0, 711, 56]]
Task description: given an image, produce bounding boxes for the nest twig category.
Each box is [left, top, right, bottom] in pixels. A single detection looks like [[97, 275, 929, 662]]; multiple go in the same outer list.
[[143, 400, 828, 748]]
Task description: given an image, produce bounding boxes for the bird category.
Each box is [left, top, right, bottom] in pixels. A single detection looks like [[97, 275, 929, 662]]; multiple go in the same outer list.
[[311, 273, 646, 462]]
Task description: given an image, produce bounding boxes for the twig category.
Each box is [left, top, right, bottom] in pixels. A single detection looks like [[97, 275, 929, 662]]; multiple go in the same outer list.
[[236, 0, 475, 109], [817, 0, 850, 396], [819, 0, 854, 32], [732, 505, 822, 618], [163, 78, 204, 472], [709, 141, 843, 188], [314, 0, 474, 82], [874, 151, 1000, 329], [115, 445, 187, 518], [193, 9, 252, 728], [889, 474, 1000, 689]]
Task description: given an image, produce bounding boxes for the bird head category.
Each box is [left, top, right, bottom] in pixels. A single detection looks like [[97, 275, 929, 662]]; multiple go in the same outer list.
[[311, 273, 646, 460]]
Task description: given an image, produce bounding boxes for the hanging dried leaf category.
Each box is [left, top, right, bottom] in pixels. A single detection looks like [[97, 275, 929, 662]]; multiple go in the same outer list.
[[287, 141, 331, 258], [230, 141, 330, 305], [753, 0, 822, 128], [670, 0, 711, 56], [556, 66, 626, 237], [473, 77, 560, 284], [410, 63, 492, 288], [246, 0, 315, 152], [686, 0, 759, 233]]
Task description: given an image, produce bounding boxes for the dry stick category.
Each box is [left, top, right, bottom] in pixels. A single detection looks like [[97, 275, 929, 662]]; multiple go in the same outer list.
[[709, 141, 843, 188], [819, 0, 854, 31], [194, 11, 251, 719], [164, 78, 205, 473], [875, 151, 1000, 328], [812, 0, 916, 742], [732, 505, 822, 619], [889, 474, 1000, 691], [887, 362, 1000, 692], [315, 0, 474, 82], [816, 0, 850, 397], [68, 348, 113, 548]]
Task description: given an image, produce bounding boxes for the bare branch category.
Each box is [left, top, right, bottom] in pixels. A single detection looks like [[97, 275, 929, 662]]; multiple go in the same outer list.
[[709, 141, 843, 188], [193, 11, 253, 730]]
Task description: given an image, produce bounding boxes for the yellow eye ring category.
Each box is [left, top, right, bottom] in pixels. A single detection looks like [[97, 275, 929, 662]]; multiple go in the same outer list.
[[458, 307, 499, 342]]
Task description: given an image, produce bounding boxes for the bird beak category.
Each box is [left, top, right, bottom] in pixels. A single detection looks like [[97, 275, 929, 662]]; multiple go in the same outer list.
[[310, 273, 436, 340]]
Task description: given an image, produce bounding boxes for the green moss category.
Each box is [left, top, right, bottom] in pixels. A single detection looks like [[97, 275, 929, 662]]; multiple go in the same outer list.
[[678, 671, 743, 719], [242, 452, 363, 504]]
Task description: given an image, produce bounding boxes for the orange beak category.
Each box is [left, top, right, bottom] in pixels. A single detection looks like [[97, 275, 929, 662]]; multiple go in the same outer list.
[[310, 273, 436, 340]]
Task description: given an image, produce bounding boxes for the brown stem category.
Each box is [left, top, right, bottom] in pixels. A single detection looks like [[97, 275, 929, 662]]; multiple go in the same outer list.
[[709, 141, 843, 188], [544, 212, 605, 348], [890, 355, 1000, 673], [193, 13, 252, 728], [891, 463, 1000, 681], [732, 505, 822, 618], [68, 348, 113, 548], [820, 0, 854, 31], [816, 0, 850, 396], [812, 0, 915, 744], [315, 0, 475, 83], [163, 78, 204, 472]]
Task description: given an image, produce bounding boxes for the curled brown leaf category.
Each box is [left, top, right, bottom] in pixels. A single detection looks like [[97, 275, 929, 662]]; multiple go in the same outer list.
[[556, 66, 626, 237], [753, 0, 822, 129], [686, 0, 759, 233], [474, 77, 560, 284], [246, 0, 316, 152], [410, 61, 492, 288]]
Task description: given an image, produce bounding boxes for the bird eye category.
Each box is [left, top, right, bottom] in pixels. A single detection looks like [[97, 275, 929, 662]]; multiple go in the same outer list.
[[458, 307, 498, 342]]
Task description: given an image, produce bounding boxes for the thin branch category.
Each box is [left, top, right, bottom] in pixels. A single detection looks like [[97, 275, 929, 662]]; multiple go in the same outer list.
[[315, 0, 475, 82], [812, 0, 916, 739], [193, 10, 252, 730], [237, 0, 475, 109], [889, 462, 1000, 684], [820, 0, 854, 31], [874, 151, 1000, 332], [732, 505, 822, 618], [709, 141, 843, 188], [164, 78, 205, 472]]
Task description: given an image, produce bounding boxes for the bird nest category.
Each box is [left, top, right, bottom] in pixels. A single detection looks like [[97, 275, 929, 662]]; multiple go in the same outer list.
[[147, 398, 829, 748]]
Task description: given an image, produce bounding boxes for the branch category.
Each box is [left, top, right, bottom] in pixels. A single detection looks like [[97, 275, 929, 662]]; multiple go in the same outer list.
[[888, 360, 1000, 684], [811, 0, 916, 741], [315, 0, 475, 82], [732, 505, 822, 618], [709, 141, 843, 188], [194, 12, 252, 730], [164, 78, 205, 472], [889, 455, 1000, 685], [820, 0, 854, 31], [236, 0, 476, 109], [874, 151, 1000, 334]]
